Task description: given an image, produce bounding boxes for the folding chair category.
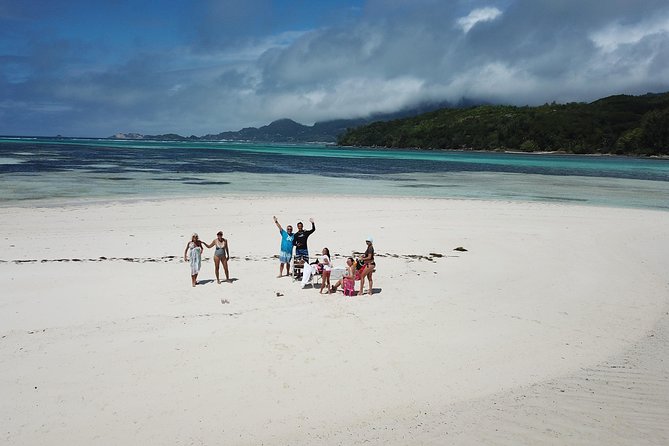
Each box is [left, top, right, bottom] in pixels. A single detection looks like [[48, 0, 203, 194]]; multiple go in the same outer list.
[[292, 257, 305, 280], [299, 261, 323, 287]]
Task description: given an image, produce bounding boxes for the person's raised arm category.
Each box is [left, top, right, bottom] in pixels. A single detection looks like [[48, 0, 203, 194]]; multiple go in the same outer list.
[[308, 217, 315, 234], [273, 216, 283, 232]]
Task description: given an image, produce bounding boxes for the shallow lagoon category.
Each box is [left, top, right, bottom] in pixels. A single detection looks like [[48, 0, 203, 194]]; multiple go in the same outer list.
[[1, 137, 668, 209]]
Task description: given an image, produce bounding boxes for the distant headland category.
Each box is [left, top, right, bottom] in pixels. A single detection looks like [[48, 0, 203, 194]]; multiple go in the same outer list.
[[112, 92, 669, 156]]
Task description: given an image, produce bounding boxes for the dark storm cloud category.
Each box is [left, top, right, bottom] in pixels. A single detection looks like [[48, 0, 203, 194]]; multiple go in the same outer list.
[[254, 0, 669, 118]]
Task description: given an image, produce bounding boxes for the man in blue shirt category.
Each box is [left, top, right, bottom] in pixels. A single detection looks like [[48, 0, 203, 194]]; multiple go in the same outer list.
[[273, 216, 294, 277]]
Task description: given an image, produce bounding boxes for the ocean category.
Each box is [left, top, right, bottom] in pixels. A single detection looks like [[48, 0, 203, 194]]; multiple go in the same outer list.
[[1, 137, 668, 210]]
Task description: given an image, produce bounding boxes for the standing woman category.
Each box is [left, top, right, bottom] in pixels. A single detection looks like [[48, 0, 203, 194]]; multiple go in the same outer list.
[[358, 236, 375, 296], [319, 247, 332, 294], [204, 231, 230, 284], [184, 233, 205, 287]]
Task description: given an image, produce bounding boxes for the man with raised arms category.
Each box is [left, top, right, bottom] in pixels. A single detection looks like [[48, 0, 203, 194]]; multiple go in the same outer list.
[[293, 218, 315, 261], [273, 216, 294, 278]]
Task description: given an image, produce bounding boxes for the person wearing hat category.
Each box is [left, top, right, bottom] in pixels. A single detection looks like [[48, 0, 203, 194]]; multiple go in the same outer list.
[[184, 233, 205, 287], [203, 230, 230, 284], [358, 236, 376, 295]]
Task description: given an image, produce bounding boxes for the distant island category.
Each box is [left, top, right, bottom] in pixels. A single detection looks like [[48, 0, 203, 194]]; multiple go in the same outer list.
[[111, 119, 354, 143], [338, 92, 669, 156], [110, 100, 458, 144], [111, 92, 669, 156]]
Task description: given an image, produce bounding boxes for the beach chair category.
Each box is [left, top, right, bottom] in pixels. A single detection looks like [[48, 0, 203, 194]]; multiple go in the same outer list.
[[311, 265, 323, 285], [292, 257, 305, 280], [300, 261, 323, 287]]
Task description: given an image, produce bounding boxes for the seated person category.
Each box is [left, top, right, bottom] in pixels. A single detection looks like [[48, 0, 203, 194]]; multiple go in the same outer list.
[[330, 257, 356, 294]]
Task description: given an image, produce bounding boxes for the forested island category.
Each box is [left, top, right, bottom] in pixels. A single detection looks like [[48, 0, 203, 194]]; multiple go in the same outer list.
[[337, 93, 669, 156]]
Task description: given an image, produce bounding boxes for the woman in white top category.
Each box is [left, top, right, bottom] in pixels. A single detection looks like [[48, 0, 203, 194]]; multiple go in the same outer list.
[[318, 247, 332, 294], [301, 247, 331, 290]]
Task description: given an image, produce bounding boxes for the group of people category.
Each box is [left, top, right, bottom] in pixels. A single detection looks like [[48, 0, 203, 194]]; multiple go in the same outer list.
[[182, 217, 376, 296], [183, 231, 230, 287], [273, 216, 376, 296]]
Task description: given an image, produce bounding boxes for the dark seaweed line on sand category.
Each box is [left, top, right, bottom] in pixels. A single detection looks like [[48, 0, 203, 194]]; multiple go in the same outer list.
[[0, 251, 464, 265]]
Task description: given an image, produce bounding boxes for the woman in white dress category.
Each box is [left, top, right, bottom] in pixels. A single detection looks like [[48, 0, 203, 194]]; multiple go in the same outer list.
[[184, 233, 204, 287]]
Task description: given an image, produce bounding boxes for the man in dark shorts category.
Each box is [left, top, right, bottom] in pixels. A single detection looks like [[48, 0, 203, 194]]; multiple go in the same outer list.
[[293, 217, 315, 261]]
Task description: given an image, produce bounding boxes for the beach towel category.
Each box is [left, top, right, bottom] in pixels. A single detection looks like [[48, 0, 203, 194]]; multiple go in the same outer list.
[[343, 277, 355, 296]]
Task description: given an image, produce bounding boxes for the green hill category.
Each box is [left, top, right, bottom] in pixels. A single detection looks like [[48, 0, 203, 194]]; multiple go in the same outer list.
[[337, 93, 669, 156]]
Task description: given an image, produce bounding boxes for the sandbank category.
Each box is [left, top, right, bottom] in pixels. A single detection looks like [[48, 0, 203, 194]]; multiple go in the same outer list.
[[1, 196, 668, 445]]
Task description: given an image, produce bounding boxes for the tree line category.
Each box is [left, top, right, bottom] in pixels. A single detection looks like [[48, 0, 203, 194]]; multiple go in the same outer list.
[[337, 93, 669, 156]]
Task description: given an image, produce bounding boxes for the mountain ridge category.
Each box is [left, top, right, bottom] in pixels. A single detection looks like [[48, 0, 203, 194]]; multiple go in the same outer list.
[[110, 99, 469, 143]]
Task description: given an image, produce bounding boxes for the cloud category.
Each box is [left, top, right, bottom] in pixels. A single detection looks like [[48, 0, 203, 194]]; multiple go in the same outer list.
[[3, 0, 669, 136], [456, 7, 502, 33], [590, 14, 669, 52]]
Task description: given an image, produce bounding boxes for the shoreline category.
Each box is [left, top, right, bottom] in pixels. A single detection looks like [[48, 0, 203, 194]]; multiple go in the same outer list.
[[1, 185, 669, 212], [1, 196, 668, 444], [6, 135, 669, 160]]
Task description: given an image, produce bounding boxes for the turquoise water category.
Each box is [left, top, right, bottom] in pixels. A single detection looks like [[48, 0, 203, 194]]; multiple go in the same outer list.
[[1, 137, 668, 209]]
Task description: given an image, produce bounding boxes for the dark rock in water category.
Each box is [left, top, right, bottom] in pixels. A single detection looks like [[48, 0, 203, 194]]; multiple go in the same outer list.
[[454, 247, 468, 252], [276, 292, 284, 297], [429, 252, 443, 257]]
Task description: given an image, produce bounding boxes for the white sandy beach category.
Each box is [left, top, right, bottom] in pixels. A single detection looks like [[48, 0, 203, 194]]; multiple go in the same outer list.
[[1, 196, 668, 445]]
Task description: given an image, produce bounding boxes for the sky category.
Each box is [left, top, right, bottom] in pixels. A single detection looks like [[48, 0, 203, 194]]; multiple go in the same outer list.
[[2, 0, 669, 137]]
